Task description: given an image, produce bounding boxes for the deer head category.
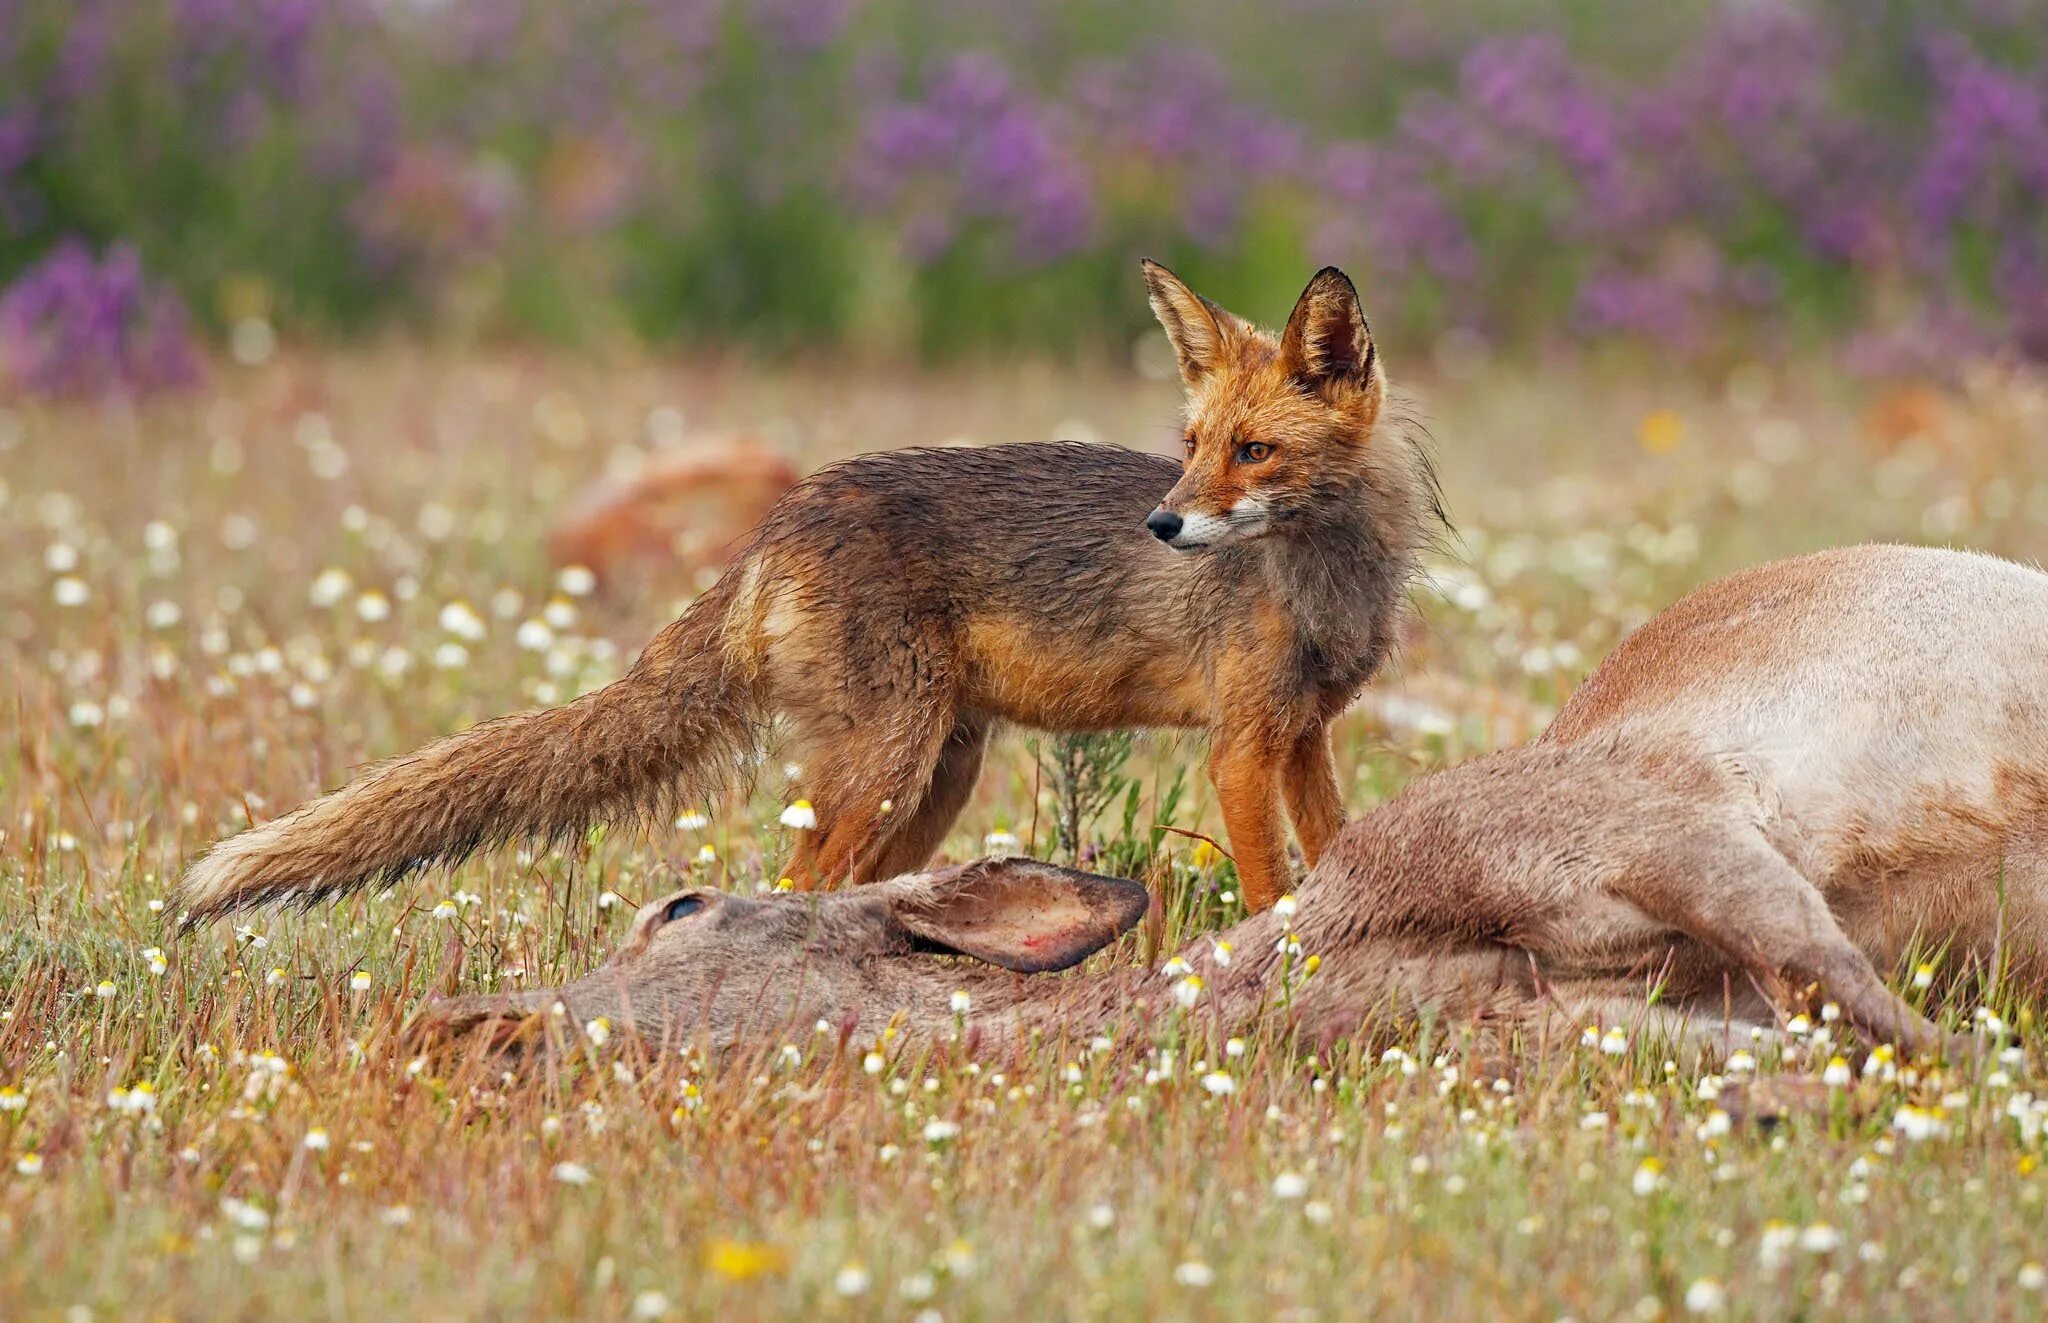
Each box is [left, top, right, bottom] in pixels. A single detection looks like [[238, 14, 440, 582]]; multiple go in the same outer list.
[[411, 859, 1154, 1054]]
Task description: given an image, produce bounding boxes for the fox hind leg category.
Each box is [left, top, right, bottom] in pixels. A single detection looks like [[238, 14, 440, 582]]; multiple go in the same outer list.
[[860, 718, 993, 882], [783, 706, 956, 890]]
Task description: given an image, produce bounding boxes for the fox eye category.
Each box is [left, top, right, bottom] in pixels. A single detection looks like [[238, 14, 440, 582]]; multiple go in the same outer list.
[[664, 895, 707, 922], [1237, 441, 1273, 464], [1183, 435, 1198, 459]]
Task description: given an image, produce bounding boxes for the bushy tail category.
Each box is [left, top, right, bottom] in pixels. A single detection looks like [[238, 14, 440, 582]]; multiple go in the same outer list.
[[174, 585, 756, 926]]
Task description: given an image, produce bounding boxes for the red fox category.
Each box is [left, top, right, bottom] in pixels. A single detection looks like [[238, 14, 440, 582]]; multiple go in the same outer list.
[[175, 263, 1438, 922]]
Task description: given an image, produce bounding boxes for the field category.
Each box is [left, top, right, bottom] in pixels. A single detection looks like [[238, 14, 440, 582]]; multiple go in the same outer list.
[[5, 348, 2048, 1319]]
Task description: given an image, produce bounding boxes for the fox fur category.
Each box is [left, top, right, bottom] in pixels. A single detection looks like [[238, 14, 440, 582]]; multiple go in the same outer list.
[[174, 264, 1439, 923]]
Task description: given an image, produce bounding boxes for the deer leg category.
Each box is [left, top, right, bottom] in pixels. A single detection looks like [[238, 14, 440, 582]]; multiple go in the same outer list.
[[1280, 722, 1346, 867], [860, 718, 992, 881], [1209, 735, 1292, 912], [1613, 827, 1962, 1059]]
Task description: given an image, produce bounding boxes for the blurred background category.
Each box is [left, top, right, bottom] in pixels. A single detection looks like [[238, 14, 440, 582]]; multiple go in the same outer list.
[[2, 0, 2046, 392]]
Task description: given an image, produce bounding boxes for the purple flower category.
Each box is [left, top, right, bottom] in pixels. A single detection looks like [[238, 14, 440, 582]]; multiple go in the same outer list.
[[0, 109, 35, 178], [851, 51, 1095, 264], [747, 0, 859, 55], [0, 239, 204, 398], [1062, 43, 1302, 247], [1914, 33, 2048, 233], [1574, 268, 1700, 349]]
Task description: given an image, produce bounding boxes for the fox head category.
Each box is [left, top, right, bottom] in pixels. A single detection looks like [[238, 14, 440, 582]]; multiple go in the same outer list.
[[1141, 261, 1389, 551]]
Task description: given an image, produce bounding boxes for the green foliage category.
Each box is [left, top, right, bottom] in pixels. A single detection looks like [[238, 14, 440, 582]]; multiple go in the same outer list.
[[1030, 731, 1136, 866]]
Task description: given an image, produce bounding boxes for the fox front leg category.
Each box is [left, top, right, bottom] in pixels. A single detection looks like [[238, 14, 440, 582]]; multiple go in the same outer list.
[[1281, 723, 1345, 867], [1208, 736, 1293, 912]]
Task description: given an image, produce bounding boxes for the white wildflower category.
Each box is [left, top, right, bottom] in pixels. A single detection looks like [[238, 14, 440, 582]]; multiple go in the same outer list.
[[1758, 1222, 1797, 1269], [309, 568, 352, 608], [1684, 1279, 1726, 1314], [1798, 1223, 1843, 1254], [1892, 1105, 1949, 1142]]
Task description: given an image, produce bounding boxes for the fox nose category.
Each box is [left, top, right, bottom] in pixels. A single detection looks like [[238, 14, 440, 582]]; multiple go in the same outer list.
[[1145, 509, 1183, 543]]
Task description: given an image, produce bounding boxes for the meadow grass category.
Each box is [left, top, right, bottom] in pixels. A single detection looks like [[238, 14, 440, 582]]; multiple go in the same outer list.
[[3, 350, 2048, 1319]]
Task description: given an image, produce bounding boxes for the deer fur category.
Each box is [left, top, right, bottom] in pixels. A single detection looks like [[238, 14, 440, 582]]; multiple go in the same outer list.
[[418, 544, 2048, 1062]]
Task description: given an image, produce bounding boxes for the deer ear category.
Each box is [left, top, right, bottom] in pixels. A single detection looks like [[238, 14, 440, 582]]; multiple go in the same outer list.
[[890, 858, 1150, 973], [1142, 258, 1235, 387], [1279, 266, 1382, 401]]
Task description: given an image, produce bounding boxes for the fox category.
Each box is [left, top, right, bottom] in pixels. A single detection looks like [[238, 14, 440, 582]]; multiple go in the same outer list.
[[420, 545, 2046, 1065], [173, 262, 1439, 924]]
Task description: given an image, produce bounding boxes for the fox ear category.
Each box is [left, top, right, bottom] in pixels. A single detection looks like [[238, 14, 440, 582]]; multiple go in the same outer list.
[[1142, 258, 1233, 387], [891, 858, 1150, 974], [1280, 266, 1382, 403]]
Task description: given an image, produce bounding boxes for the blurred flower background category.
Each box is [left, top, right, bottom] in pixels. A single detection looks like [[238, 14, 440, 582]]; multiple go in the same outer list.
[[2, 0, 2045, 392]]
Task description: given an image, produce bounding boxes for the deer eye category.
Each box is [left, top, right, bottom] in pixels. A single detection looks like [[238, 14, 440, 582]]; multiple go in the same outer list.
[[664, 895, 707, 922], [1237, 441, 1273, 464], [1183, 435, 1198, 459]]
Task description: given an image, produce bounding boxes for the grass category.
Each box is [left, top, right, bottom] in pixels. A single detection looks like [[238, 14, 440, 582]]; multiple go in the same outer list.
[[3, 347, 2048, 1318]]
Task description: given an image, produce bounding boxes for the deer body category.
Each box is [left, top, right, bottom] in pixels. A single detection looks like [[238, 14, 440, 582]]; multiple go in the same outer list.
[[425, 545, 2048, 1061]]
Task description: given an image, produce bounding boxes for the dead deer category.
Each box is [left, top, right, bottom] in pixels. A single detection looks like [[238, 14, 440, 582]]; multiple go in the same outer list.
[[546, 434, 799, 593], [419, 544, 2046, 1061]]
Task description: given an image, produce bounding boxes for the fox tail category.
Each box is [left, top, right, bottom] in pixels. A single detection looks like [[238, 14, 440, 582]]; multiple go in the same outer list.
[[173, 581, 757, 926]]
